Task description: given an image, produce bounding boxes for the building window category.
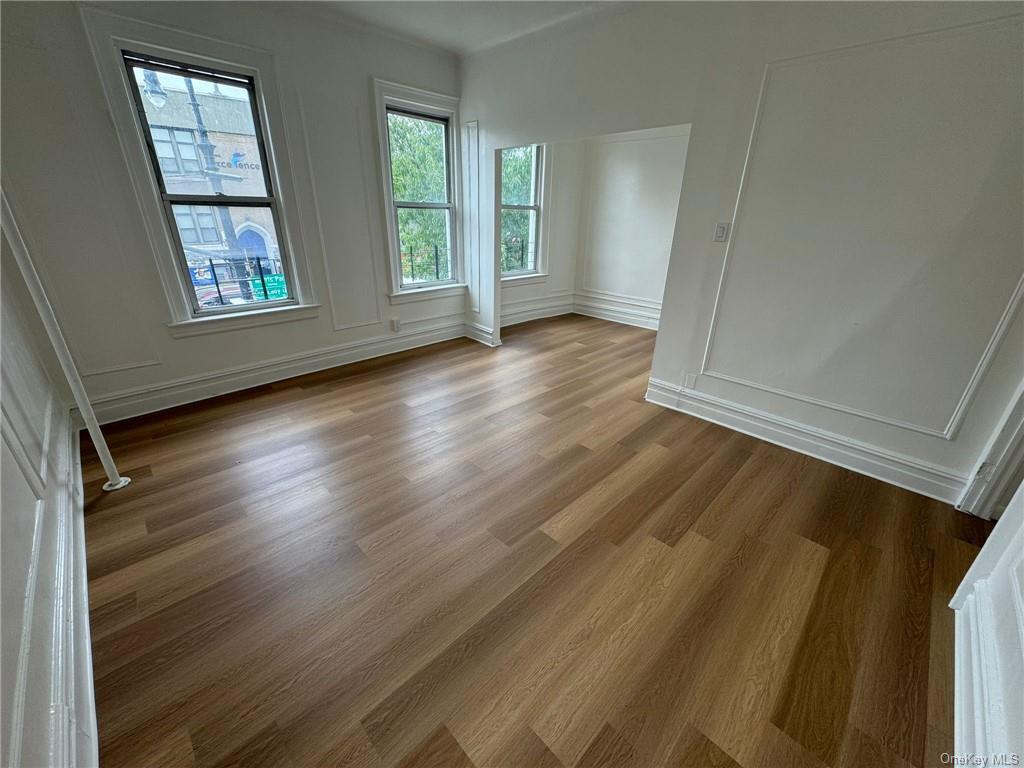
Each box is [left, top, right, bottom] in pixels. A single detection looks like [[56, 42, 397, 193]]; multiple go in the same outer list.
[[151, 126, 202, 175], [500, 145, 543, 275], [375, 80, 461, 293], [123, 51, 296, 313], [386, 110, 454, 286], [174, 205, 221, 244]]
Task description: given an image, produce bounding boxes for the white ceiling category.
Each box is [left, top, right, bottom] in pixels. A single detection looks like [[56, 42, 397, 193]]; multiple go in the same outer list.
[[328, 2, 607, 56]]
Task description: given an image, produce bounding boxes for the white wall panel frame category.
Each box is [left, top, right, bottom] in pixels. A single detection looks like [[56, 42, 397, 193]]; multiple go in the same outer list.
[[698, 15, 1024, 441]]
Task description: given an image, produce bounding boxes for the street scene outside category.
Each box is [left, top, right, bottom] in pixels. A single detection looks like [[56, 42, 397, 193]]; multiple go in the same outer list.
[[133, 63, 289, 309]]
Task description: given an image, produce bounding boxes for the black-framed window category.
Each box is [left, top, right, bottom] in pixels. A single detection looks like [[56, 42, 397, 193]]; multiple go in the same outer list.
[[384, 109, 454, 286], [123, 51, 295, 313], [500, 145, 543, 275]]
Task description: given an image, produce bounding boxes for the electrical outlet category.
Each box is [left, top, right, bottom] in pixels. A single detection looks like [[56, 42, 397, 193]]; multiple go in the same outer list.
[[390, 317, 401, 332], [713, 222, 731, 243], [684, 373, 697, 389]]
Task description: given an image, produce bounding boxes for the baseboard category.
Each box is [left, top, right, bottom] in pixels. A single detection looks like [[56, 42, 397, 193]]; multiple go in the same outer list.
[[573, 290, 661, 330], [499, 295, 574, 328], [464, 321, 500, 346], [957, 380, 1024, 519], [90, 321, 469, 423], [645, 376, 967, 504]]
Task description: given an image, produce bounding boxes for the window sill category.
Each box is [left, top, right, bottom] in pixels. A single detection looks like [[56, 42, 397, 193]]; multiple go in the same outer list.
[[167, 303, 321, 338], [388, 283, 467, 305], [501, 272, 548, 287]]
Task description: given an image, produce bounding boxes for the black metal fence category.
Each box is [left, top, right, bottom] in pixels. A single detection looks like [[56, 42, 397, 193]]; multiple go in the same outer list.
[[401, 246, 452, 283], [190, 256, 287, 307], [501, 239, 535, 273]]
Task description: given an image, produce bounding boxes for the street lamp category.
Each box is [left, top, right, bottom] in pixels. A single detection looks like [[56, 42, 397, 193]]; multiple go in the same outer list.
[[183, 76, 251, 301], [141, 70, 167, 108]]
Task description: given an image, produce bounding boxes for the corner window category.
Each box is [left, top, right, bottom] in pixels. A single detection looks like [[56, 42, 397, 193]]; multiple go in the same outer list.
[[375, 81, 461, 294], [500, 145, 543, 275], [123, 51, 295, 313]]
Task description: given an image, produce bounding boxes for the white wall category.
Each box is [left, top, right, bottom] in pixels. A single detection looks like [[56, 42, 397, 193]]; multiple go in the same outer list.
[[461, 2, 1024, 503], [574, 126, 689, 329], [1, 235, 97, 767], [499, 126, 689, 330], [1, 1, 462, 422], [497, 141, 583, 327]]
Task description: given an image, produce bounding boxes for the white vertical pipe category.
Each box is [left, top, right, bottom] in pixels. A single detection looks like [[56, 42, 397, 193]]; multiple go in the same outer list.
[[2, 190, 131, 491]]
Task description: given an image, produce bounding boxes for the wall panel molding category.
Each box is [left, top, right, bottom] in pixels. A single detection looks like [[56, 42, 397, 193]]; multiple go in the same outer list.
[[90, 320, 471, 423], [646, 376, 967, 503], [699, 14, 1024, 441], [573, 290, 661, 330]]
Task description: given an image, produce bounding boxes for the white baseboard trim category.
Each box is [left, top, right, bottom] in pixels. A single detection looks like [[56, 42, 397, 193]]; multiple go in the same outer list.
[[91, 321, 468, 423], [464, 321, 500, 347], [957, 380, 1024, 519], [645, 376, 967, 504], [573, 290, 661, 330], [499, 295, 574, 328]]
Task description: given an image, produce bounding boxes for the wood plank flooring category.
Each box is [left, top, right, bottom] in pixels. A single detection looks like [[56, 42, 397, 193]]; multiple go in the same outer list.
[[81, 315, 993, 768]]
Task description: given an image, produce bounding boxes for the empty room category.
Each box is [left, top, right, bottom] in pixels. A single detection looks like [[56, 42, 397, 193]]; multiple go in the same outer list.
[[2, 2, 1023, 767]]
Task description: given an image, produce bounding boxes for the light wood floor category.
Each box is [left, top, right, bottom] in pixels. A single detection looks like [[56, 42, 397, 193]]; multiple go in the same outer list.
[[82, 315, 992, 768]]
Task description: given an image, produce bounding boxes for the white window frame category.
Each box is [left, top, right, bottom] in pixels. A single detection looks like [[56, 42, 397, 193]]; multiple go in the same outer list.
[[81, 7, 317, 329], [374, 79, 464, 298], [499, 144, 551, 282]]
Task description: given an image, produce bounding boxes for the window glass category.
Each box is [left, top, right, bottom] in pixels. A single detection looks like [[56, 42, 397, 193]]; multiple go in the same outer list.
[[130, 64, 267, 197], [500, 145, 542, 275], [396, 208, 452, 284], [387, 112, 448, 203], [170, 204, 288, 309], [500, 145, 536, 205], [500, 208, 537, 273]]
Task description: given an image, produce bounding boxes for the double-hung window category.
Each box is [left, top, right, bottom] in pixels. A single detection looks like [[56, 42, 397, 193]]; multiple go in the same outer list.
[[123, 51, 296, 313], [500, 145, 544, 276], [385, 110, 454, 287], [375, 80, 461, 293]]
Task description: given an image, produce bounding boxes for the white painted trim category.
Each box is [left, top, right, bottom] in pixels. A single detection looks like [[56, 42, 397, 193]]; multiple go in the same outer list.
[[645, 376, 967, 503], [587, 124, 691, 145], [3, 402, 98, 768], [91, 320, 471, 423], [79, 6, 317, 323], [462, 120, 482, 315], [464, 321, 500, 347], [387, 283, 468, 305], [166, 303, 321, 338], [373, 78, 462, 297], [499, 294, 574, 328], [79, 359, 162, 378], [2, 191, 127, 488], [296, 95, 383, 332], [501, 272, 549, 287], [950, 479, 1024, 760], [70, 428, 99, 768], [573, 290, 661, 330], [698, 15, 1024, 441], [958, 380, 1024, 519]]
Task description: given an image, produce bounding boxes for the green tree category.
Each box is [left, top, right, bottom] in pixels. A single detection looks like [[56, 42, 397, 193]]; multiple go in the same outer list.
[[500, 146, 536, 272], [388, 113, 451, 281]]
